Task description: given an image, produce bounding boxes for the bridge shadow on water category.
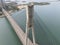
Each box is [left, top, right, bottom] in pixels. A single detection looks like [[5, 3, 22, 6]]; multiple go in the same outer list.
[[33, 12, 60, 45]]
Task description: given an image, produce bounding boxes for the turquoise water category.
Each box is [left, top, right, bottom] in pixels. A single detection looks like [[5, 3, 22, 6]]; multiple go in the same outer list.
[[0, 18, 22, 45]]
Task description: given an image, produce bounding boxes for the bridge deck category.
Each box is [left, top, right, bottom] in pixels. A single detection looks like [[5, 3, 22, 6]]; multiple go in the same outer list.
[[2, 8, 37, 45]]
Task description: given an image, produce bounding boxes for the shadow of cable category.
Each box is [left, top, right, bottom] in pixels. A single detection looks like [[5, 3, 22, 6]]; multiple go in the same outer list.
[[34, 12, 60, 45]]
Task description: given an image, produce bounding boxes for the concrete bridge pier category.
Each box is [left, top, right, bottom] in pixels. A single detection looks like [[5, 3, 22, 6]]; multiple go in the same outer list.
[[26, 5, 36, 45]]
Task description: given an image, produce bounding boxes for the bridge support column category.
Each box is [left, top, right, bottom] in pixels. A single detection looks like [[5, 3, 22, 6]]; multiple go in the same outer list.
[[26, 5, 36, 45]]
